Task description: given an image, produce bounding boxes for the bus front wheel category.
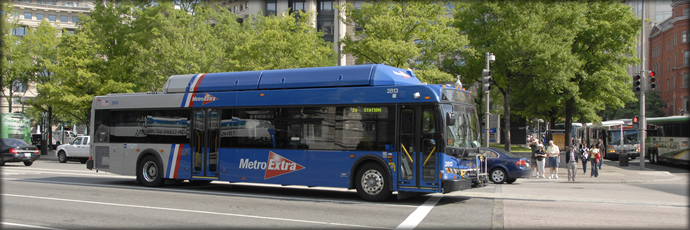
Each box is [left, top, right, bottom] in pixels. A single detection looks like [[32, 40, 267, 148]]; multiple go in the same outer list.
[[355, 163, 391, 202], [138, 155, 164, 187]]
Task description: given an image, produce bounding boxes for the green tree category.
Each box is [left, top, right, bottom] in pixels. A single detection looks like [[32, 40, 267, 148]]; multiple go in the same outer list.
[[454, 1, 580, 150], [598, 91, 665, 120], [339, 0, 472, 83], [1, 2, 29, 113], [127, 2, 234, 91], [225, 10, 337, 71], [563, 1, 640, 146]]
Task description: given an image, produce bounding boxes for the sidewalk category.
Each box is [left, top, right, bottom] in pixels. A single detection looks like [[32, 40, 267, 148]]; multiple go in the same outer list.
[[521, 159, 680, 184]]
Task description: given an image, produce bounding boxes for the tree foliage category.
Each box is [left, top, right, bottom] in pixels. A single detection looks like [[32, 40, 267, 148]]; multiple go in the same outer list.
[[454, 1, 581, 150], [225, 10, 337, 71], [9, 0, 335, 127], [339, 0, 472, 84]]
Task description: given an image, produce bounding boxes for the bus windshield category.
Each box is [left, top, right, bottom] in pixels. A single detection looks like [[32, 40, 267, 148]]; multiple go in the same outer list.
[[442, 103, 480, 148], [607, 130, 639, 145]]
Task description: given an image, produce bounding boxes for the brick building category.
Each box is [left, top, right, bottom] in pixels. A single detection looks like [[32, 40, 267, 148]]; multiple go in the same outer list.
[[648, 0, 690, 116]]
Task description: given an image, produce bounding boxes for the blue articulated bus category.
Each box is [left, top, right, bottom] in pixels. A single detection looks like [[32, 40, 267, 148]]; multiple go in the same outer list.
[[87, 64, 486, 201]]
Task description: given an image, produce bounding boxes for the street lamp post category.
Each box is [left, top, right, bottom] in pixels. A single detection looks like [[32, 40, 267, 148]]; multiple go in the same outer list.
[[20, 96, 26, 113], [533, 118, 543, 144]]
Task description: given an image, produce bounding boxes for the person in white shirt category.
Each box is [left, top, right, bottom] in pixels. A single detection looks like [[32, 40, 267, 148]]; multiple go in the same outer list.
[[546, 140, 560, 179]]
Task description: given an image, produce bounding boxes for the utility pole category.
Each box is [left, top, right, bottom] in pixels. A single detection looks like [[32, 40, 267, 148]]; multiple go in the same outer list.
[[639, 1, 646, 169], [483, 52, 495, 148]]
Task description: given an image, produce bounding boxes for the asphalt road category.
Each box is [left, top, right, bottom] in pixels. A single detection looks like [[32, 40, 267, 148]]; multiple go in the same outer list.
[[1, 157, 688, 229]]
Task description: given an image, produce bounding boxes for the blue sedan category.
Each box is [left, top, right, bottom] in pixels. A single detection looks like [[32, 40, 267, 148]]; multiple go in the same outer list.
[[480, 147, 532, 184]]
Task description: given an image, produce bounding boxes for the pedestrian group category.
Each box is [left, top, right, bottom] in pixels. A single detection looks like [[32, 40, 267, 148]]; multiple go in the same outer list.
[[528, 135, 603, 182]]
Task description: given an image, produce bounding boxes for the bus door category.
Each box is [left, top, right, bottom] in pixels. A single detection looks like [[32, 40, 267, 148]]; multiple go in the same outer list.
[[192, 108, 220, 179], [398, 105, 440, 190]]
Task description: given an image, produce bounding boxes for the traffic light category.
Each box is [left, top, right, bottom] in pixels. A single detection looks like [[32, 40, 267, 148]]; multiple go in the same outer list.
[[632, 115, 639, 129], [482, 69, 492, 92], [633, 73, 645, 92], [648, 70, 656, 90]]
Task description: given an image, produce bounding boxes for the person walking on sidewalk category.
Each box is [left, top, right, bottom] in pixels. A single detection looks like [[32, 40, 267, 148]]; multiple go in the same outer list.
[[597, 143, 606, 170], [579, 144, 589, 174], [565, 145, 578, 182], [535, 144, 547, 178], [546, 140, 560, 179], [528, 136, 540, 177], [590, 144, 601, 177]]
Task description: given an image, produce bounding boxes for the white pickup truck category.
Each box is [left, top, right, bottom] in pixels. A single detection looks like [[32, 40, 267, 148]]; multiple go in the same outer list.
[[56, 135, 90, 164]]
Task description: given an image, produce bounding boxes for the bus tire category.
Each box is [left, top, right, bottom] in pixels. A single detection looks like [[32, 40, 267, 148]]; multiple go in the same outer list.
[[138, 155, 164, 187], [650, 151, 658, 164], [355, 163, 391, 202], [58, 151, 68, 163]]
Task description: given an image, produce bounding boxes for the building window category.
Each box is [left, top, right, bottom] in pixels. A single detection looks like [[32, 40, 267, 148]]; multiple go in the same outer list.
[[73, 16, 78, 23], [12, 81, 27, 92], [61, 15, 68, 23], [685, 51, 690, 66], [667, 40, 670, 51], [246, 2, 249, 9], [682, 73, 690, 88], [234, 6, 237, 13], [12, 12, 18, 19], [37, 14, 44, 21], [265, 1, 276, 16], [685, 8, 690, 16], [675, 53, 677, 68], [24, 13, 31, 20], [683, 31, 687, 43], [320, 1, 333, 11], [12, 26, 26, 36], [290, 0, 305, 13], [240, 4, 243, 11], [49, 15, 56, 22], [667, 79, 670, 92], [63, 29, 74, 35]]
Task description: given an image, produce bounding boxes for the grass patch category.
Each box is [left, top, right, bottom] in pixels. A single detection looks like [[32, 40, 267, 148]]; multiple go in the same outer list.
[[489, 143, 532, 152]]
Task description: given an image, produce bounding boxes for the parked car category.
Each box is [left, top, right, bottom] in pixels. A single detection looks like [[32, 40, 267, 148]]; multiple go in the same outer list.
[[480, 147, 532, 184], [56, 135, 90, 164], [0, 138, 40, 166]]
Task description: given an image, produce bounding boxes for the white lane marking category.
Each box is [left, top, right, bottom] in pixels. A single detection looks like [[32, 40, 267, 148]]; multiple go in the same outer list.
[[2, 222, 64, 230], [0, 168, 133, 178], [395, 194, 442, 230], [3, 179, 420, 208], [3, 194, 387, 229]]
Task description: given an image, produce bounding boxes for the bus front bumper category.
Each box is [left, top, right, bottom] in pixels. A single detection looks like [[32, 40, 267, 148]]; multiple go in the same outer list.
[[442, 178, 472, 193]]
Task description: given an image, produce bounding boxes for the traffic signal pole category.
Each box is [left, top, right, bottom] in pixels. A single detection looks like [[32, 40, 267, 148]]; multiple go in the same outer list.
[[485, 53, 491, 148], [639, 2, 646, 169], [483, 52, 495, 148]]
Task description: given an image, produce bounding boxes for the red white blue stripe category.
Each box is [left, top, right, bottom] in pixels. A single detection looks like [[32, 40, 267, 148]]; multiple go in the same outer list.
[[167, 144, 183, 179], [181, 73, 207, 107]]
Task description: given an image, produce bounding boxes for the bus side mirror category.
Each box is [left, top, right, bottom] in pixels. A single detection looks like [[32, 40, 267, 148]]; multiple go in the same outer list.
[[446, 112, 455, 126]]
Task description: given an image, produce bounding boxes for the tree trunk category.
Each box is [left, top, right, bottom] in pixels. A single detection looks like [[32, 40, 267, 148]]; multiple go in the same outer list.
[[565, 98, 574, 151], [504, 84, 511, 152]]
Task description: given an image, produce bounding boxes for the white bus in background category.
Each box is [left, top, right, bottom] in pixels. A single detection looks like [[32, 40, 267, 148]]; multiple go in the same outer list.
[[645, 115, 690, 165], [576, 120, 640, 160]]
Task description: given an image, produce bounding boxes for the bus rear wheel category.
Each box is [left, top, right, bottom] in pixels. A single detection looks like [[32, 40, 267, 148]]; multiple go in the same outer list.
[[650, 151, 658, 164], [355, 163, 391, 202], [138, 155, 164, 187]]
